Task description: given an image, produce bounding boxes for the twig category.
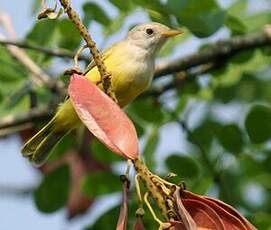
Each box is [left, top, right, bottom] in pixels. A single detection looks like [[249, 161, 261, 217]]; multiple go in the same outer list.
[[0, 107, 53, 136], [176, 119, 216, 176], [0, 185, 33, 197], [0, 39, 90, 61], [0, 13, 64, 92], [1, 29, 271, 83], [58, 0, 114, 98], [146, 62, 217, 97], [154, 31, 271, 78]]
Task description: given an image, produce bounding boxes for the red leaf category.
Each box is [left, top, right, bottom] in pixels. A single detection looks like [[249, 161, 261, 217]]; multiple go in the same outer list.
[[116, 176, 130, 230], [182, 198, 225, 229], [68, 74, 139, 160], [203, 197, 256, 230], [182, 190, 256, 230], [173, 187, 197, 230], [134, 216, 145, 230]]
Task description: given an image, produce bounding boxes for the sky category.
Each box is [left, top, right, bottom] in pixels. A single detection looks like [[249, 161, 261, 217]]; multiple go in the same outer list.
[[0, 0, 269, 229]]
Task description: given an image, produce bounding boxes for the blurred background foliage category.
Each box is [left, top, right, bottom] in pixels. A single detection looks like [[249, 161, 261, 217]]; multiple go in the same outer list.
[[1, 0, 271, 229]]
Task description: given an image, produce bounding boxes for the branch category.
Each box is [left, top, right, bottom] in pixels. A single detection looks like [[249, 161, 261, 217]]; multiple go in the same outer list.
[[58, 0, 115, 98], [0, 38, 90, 62], [1, 28, 270, 83], [0, 13, 64, 92], [0, 185, 33, 197], [146, 63, 217, 97], [154, 30, 271, 78], [0, 107, 53, 136]]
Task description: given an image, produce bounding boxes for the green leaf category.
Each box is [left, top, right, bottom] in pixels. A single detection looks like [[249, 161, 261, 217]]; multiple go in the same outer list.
[[244, 11, 271, 32], [147, 9, 172, 26], [167, 0, 226, 37], [84, 206, 120, 230], [219, 168, 242, 205], [143, 128, 160, 170], [103, 13, 127, 36], [226, 0, 248, 34], [245, 104, 271, 144], [159, 34, 189, 57], [133, 0, 166, 13], [188, 120, 221, 150], [178, 79, 200, 95], [82, 172, 121, 197], [240, 154, 264, 177], [90, 139, 122, 164], [0, 47, 28, 82], [48, 135, 76, 161], [251, 213, 271, 230], [225, 15, 247, 34], [26, 20, 57, 46], [57, 19, 82, 50], [212, 50, 271, 88], [191, 177, 212, 194], [214, 71, 271, 103], [227, 0, 247, 18], [165, 154, 200, 179], [34, 164, 70, 213], [133, 0, 172, 26], [216, 124, 244, 154], [128, 98, 166, 124], [109, 0, 132, 11], [83, 2, 110, 26]]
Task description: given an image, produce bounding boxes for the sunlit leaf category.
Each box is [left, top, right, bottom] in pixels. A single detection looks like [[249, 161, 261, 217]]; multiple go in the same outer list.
[[109, 0, 132, 11], [225, 15, 247, 34], [167, 0, 226, 37], [128, 98, 166, 124], [82, 172, 121, 197], [68, 74, 139, 159], [57, 19, 82, 50], [166, 154, 200, 179], [83, 2, 110, 26]]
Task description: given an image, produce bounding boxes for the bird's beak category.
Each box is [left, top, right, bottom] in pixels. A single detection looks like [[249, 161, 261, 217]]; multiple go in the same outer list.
[[162, 29, 183, 38]]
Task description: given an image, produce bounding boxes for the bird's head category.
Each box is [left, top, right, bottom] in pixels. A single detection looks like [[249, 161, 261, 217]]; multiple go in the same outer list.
[[127, 22, 182, 56]]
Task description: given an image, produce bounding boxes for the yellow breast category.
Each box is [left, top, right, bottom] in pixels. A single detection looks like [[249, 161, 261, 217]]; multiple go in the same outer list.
[[85, 42, 154, 107]]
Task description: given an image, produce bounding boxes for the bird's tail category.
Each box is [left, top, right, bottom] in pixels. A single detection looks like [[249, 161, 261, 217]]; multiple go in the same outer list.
[[21, 116, 69, 166]]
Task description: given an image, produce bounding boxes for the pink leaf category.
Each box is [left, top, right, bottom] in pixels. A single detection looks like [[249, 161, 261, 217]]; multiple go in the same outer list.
[[116, 176, 130, 230], [173, 187, 197, 230], [134, 215, 145, 230], [68, 74, 139, 159], [182, 198, 225, 229]]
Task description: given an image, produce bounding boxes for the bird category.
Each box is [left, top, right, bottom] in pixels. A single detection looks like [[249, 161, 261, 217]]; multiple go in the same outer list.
[[21, 22, 182, 165]]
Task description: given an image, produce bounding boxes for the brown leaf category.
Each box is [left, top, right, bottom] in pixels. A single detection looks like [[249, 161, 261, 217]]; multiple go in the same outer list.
[[134, 215, 145, 230], [174, 187, 197, 230], [68, 74, 139, 160], [116, 176, 130, 230], [203, 196, 256, 230], [181, 190, 256, 230], [182, 198, 225, 229]]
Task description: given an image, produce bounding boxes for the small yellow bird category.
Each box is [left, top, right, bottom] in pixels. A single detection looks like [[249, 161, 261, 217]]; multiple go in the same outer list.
[[22, 22, 182, 165]]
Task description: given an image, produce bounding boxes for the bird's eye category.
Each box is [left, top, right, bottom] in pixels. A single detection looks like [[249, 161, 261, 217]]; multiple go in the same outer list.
[[146, 28, 154, 35]]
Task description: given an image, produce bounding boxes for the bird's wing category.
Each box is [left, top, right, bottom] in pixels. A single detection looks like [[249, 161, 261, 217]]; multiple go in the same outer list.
[[83, 43, 117, 75]]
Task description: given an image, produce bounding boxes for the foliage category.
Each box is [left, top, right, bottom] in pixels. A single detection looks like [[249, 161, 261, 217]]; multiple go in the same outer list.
[[1, 0, 271, 229]]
